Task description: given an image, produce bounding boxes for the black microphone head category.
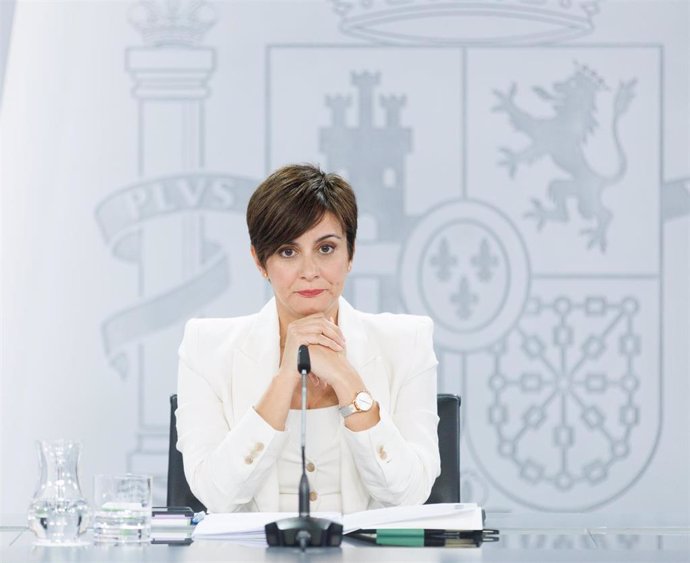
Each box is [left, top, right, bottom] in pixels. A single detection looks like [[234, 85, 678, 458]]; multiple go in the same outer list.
[[297, 345, 311, 374]]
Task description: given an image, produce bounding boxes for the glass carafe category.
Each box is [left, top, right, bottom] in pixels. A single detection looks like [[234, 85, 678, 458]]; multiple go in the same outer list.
[[27, 439, 90, 545]]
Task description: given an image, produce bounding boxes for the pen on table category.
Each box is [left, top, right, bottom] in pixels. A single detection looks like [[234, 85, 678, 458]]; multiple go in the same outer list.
[[348, 528, 482, 547], [192, 511, 206, 524]]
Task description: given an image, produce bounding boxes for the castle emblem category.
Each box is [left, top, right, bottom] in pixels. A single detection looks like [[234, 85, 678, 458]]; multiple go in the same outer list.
[[320, 71, 412, 312]]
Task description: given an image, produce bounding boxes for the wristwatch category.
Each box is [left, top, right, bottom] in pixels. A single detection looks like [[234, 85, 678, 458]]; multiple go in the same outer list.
[[339, 391, 374, 418]]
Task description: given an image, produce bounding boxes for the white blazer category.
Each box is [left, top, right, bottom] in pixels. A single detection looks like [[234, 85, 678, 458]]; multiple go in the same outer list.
[[176, 297, 440, 513]]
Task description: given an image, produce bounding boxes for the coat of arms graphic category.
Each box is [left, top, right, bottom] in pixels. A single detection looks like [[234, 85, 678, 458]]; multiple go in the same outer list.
[[268, 37, 662, 511], [92, 0, 680, 513]]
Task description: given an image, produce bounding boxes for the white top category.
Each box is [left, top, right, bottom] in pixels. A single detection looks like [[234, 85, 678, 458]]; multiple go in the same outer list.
[[277, 406, 342, 513]]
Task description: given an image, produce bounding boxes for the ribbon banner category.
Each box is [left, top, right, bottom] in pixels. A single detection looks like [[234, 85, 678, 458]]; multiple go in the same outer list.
[[95, 173, 257, 376]]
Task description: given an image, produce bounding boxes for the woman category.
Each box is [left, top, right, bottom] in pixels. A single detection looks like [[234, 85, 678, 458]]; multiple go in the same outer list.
[[176, 164, 440, 514]]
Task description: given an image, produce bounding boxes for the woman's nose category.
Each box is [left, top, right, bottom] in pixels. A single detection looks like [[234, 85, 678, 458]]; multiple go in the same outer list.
[[300, 255, 319, 279]]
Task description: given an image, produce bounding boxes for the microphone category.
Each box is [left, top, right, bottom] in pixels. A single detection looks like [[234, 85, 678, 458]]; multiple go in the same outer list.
[[297, 345, 310, 519], [265, 345, 343, 550], [297, 344, 310, 375]]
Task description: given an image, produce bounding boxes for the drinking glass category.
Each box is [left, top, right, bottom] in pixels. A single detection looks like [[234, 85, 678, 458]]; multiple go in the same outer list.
[[93, 474, 152, 543]]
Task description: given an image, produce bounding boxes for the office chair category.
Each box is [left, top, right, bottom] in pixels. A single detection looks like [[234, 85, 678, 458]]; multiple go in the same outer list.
[[167, 394, 206, 512], [425, 393, 461, 504], [167, 393, 460, 509]]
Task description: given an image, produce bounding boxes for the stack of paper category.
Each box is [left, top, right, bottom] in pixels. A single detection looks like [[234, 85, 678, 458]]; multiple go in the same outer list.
[[192, 512, 342, 546], [192, 503, 482, 545], [343, 503, 482, 533], [151, 508, 194, 543]]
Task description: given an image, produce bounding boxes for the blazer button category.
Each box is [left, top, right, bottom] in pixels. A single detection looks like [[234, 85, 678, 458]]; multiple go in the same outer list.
[[244, 455, 254, 465], [377, 446, 388, 460], [306, 462, 315, 472], [309, 491, 318, 502], [255, 442, 264, 452]]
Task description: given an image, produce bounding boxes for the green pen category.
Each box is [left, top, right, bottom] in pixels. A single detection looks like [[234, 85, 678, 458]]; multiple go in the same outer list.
[[348, 528, 490, 547], [352, 529, 448, 547], [376, 529, 427, 547]]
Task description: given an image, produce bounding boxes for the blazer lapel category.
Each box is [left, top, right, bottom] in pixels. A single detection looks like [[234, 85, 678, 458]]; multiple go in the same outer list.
[[338, 298, 388, 513], [338, 298, 389, 407], [230, 298, 280, 425]]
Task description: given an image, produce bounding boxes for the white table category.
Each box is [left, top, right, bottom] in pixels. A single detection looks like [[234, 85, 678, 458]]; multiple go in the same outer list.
[[1, 512, 688, 562]]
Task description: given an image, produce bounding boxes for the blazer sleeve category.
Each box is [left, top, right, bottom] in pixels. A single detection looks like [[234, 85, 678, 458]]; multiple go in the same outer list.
[[341, 316, 441, 506], [175, 319, 289, 513]]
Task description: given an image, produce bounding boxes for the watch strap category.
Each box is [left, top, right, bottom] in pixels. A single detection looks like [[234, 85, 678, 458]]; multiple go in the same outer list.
[[338, 402, 359, 417], [339, 391, 373, 418]]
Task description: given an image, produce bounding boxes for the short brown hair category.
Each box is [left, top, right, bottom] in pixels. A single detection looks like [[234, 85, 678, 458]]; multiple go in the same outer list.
[[247, 164, 358, 267]]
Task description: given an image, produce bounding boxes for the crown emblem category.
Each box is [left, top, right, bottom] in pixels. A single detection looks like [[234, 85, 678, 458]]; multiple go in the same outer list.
[[574, 61, 608, 91], [329, 0, 601, 45], [129, 0, 216, 47]]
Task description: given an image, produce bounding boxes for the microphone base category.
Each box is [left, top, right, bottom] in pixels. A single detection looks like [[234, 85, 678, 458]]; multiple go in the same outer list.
[[265, 516, 343, 548]]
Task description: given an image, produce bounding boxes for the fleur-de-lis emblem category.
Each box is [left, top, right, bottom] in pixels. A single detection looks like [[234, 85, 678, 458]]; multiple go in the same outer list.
[[471, 238, 499, 282], [429, 237, 458, 281], [451, 276, 478, 319]]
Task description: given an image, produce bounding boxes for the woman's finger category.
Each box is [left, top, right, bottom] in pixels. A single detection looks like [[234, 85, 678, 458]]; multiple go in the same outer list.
[[315, 333, 343, 352], [287, 324, 345, 351], [288, 314, 346, 347], [320, 323, 346, 347], [295, 333, 342, 352]]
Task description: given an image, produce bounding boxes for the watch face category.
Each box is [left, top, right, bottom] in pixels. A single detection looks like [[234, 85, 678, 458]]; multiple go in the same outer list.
[[354, 392, 373, 412]]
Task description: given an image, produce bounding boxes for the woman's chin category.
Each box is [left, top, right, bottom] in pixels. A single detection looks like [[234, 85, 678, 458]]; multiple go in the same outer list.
[[297, 305, 327, 317], [291, 296, 336, 317]]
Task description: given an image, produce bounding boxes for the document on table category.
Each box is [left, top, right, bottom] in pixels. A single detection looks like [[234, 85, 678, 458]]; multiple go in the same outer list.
[[192, 512, 342, 545], [192, 503, 482, 543], [343, 502, 482, 533]]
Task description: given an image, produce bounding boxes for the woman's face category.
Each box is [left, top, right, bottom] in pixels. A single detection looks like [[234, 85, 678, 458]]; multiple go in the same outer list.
[[255, 212, 352, 325]]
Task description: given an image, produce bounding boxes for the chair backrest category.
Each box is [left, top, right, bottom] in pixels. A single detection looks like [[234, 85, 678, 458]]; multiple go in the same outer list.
[[167, 393, 460, 509], [425, 393, 461, 504], [167, 394, 206, 512]]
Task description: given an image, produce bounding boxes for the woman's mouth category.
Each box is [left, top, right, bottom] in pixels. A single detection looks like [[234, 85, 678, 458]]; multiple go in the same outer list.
[[297, 289, 325, 298]]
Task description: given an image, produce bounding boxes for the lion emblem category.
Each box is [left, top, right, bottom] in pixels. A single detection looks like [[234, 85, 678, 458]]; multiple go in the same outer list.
[[493, 64, 636, 251]]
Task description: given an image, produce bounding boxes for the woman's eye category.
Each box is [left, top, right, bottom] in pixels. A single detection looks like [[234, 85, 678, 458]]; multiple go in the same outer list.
[[279, 248, 295, 258], [319, 244, 335, 254]]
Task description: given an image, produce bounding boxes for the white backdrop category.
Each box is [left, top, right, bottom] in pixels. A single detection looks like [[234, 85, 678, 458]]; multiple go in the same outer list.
[[1, 0, 689, 535]]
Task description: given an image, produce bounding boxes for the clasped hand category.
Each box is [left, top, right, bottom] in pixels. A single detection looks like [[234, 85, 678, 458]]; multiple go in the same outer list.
[[279, 313, 356, 395]]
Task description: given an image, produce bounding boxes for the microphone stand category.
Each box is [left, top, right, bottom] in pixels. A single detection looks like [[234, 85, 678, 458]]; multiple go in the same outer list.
[[265, 345, 343, 549]]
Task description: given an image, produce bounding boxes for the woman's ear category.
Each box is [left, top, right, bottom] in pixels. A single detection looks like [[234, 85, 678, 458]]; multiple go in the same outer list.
[[250, 246, 268, 278]]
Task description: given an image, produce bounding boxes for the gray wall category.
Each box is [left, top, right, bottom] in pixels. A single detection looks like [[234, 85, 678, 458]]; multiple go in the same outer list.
[[1, 0, 689, 524]]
